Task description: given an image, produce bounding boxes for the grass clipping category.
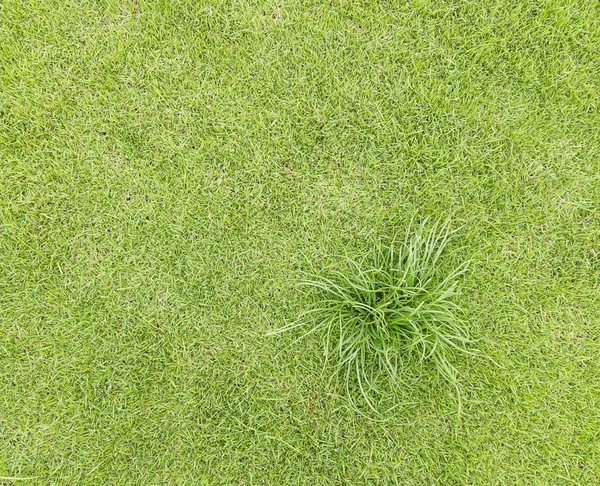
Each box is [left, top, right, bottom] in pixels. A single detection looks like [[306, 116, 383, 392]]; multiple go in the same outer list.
[[272, 218, 481, 412]]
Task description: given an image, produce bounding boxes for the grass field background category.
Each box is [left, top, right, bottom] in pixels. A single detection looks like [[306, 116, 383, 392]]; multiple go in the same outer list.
[[1, 0, 599, 483]]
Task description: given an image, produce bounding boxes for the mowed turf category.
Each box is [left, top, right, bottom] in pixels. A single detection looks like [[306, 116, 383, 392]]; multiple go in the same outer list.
[[1, 0, 599, 484]]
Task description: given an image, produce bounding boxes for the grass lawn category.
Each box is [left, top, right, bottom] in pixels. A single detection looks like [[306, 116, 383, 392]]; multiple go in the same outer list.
[[1, 0, 599, 483]]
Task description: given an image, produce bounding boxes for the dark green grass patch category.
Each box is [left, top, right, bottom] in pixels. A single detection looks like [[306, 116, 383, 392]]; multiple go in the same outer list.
[[272, 219, 480, 413]]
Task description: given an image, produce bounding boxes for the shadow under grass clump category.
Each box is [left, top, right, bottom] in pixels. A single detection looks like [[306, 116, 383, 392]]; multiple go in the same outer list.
[[271, 218, 481, 413]]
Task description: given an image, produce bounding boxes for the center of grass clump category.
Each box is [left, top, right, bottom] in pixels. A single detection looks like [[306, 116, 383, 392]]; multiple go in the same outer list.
[[270, 218, 480, 410]]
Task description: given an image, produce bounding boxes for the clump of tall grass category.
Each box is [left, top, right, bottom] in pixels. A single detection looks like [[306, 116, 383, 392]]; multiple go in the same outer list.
[[271, 218, 480, 411]]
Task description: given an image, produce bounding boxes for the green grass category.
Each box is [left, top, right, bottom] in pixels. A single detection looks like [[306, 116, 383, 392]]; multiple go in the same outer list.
[[1, 0, 599, 484], [271, 218, 478, 413]]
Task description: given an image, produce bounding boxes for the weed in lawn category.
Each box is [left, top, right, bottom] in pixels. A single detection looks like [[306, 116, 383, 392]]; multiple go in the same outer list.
[[271, 218, 479, 411]]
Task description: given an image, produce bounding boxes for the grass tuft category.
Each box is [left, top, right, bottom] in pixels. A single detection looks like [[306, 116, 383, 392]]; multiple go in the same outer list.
[[271, 218, 479, 410]]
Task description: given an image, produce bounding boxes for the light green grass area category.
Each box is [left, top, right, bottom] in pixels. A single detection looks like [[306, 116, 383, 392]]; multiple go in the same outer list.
[[1, 1, 599, 484]]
